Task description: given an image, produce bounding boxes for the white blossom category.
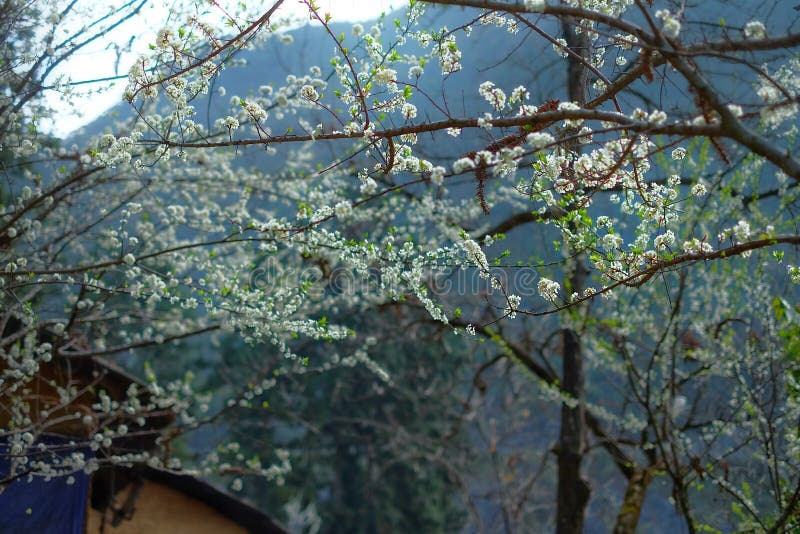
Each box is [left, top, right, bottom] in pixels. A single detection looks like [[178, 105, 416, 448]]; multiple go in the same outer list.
[[655, 10, 681, 38], [334, 201, 353, 220], [373, 67, 397, 85], [524, 0, 545, 11], [691, 182, 708, 196], [744, 20, 766, 39], [300, 85, 319, 101], [538, 278, 560, 301]]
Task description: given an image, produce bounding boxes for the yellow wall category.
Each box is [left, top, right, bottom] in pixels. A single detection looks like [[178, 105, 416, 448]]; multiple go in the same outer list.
[[84, 479, 249, 534]]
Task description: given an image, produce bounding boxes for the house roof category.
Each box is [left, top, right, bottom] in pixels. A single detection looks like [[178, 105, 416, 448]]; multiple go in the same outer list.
[[139, 467, 287, 534]]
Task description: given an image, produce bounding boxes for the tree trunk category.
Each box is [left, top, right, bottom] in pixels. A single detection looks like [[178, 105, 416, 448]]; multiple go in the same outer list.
[[613, 466, 659, 534], [556, 328, 590, 534], [555, 9, 590, 534]]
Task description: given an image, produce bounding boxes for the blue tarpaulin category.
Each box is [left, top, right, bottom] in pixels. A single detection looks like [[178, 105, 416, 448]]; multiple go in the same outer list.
[[0, 438, 90, 534]]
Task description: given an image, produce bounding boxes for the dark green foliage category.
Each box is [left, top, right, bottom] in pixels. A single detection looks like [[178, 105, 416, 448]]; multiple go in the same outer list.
[[218, 316, 472, 533]]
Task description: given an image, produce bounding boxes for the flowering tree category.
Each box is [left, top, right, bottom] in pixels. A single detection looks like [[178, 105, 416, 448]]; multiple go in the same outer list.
[[3, 0, 800, 530]]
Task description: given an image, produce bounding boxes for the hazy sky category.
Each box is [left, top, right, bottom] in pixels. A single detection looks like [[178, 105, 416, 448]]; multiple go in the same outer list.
[[48, 0, 397, 137]]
